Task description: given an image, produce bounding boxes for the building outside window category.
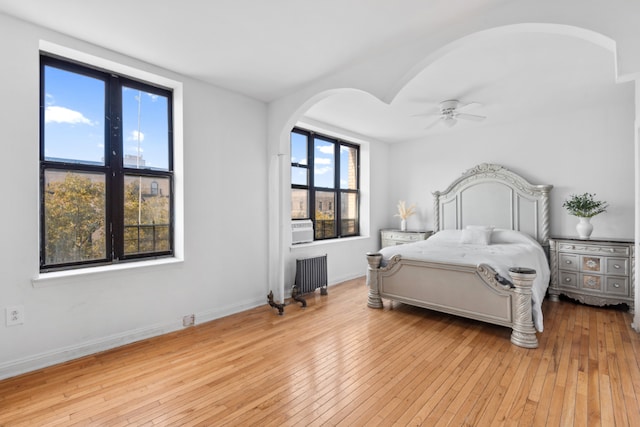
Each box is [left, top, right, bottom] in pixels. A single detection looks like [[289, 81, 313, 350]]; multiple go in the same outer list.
[[40, 54, 174, 271], [290, 127, 359, 240]]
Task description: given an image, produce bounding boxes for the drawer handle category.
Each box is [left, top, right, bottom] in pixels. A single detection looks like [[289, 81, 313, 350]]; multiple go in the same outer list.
[[565, 260, 572, 264], [614, 264, 621, 269], [565, 277, 572, 282], [613, 283, 620, 288], [586, 260, 597, 268]]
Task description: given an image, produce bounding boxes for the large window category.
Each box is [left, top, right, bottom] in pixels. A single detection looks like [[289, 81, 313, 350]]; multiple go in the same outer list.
[[291, 128, 359, 240], [40, 55, 173, 271]]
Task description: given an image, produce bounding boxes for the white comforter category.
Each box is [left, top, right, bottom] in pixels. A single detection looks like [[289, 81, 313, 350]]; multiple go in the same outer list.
[[379, 229, 550, 332]]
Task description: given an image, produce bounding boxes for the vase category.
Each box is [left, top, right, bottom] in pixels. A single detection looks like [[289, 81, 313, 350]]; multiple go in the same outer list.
[[576, 217, 593, 239], [400, 219, 407, 231]]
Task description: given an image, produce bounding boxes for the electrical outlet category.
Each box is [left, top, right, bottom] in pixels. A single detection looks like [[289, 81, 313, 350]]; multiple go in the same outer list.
[[6, 305, 24, 326], [182, 314, 195, 327]]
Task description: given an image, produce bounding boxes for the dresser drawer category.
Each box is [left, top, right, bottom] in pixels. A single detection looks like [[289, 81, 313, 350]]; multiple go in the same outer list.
[[581, 255, 604, 273], [606, 258, 628, 275], [381, 238, 403, 247], [380, 230, 431, 248], [558, 271, 579, 289], [558, 242, 631, 256], [605, 276, 629, 296], [581, 274, 603, 292], [383, 232, 423, 242], [559, 253, 579, 271]]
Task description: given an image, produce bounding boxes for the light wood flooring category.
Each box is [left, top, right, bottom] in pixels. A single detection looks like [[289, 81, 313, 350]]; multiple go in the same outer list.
[[1, 277, 639, 426]]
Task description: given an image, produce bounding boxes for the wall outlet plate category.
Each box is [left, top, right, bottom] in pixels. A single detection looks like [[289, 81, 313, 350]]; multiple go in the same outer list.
[[182, 314, 195, 327], [6, 305, 24, 326]]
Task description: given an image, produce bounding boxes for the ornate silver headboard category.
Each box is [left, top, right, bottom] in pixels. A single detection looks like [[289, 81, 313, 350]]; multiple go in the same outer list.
[[433, 163, 553, 245]]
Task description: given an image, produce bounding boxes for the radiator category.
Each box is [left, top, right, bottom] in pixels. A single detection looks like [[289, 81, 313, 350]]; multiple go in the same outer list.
[[294, 254, 328, 296]]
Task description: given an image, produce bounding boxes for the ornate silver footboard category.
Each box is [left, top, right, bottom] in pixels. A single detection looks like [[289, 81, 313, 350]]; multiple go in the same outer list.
[[366, 252, 538, 348]]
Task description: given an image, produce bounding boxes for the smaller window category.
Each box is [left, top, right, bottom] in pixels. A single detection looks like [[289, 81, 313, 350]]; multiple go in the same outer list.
[[290, 128, 360, 241]]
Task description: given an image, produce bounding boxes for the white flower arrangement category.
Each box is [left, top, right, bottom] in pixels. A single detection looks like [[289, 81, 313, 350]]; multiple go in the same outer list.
[[394, 200, 416, 220]]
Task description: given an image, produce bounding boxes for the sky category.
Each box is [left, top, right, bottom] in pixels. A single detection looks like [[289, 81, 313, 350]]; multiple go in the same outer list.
[[44, 65, 169, 170], [290, 132, 354, 189]]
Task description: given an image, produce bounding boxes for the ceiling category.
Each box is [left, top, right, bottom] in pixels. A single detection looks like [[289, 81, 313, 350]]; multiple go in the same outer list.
[[304, 31, 622, 142], [0, 0, 624, 143]]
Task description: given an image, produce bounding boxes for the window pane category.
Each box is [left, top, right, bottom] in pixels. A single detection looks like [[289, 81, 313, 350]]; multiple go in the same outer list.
[[291, 132, 307, 165], [341, 192, 358, 235], [340, 145, 358, 190], [44, 170, 106, 264], [291, 189, 309, 219], [314, 137, 334, 189], [315, 191, 336, 239], [291, 166, 308, 186], [122, 87, 170, 171], [124, 175, 171, 255], [43, 66, 105, 165]]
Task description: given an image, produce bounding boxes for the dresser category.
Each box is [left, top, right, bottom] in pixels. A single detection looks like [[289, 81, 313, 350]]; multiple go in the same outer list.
[[380, 229, 432, 249], [548, 237, 634, 312]]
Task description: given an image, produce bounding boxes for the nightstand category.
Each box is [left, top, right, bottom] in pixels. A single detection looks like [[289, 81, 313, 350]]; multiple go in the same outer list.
[[548, 236, 634, 312], [380, 229, 432, 249]]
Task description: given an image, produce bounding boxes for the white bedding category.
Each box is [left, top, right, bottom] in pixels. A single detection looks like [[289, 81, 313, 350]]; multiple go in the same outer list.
[[379, 229, 550, 332]]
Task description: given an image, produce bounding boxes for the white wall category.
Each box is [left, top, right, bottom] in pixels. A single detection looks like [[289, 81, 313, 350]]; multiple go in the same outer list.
[[386, 89, 636, 239], [0, 14, 268, 379]]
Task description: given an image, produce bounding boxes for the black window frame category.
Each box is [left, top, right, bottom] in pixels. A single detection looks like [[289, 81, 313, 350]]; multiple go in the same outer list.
[[291, 127, 360, 240], [39, 54, 174, 272]]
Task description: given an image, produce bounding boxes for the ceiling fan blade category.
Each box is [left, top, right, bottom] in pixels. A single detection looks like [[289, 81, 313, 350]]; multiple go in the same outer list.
[[457, 102, 483, 112], [456, 112, 486, 122], [423, 117, 442, 129]]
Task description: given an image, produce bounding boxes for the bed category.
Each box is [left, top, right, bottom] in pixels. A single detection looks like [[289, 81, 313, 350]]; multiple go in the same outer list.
[[366, 163, 553, 348]]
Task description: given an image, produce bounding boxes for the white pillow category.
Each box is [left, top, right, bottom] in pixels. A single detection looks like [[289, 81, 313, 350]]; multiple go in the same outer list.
[[460, 228, 492, 245]]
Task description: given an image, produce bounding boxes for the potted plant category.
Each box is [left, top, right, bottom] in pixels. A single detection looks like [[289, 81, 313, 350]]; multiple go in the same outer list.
[[562, 193, 608, 239]]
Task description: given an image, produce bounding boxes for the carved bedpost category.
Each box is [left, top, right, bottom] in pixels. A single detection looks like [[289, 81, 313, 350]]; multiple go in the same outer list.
[[539, 185, 552, 245], [366, 253, 384, 309], [432, 191, 441, 233], [548, 239, 560, 302], [508, 267, 539, 348]]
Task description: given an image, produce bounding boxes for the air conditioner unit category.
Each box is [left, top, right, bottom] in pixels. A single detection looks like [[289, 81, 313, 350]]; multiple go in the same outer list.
[[292, 219, 313, 244]]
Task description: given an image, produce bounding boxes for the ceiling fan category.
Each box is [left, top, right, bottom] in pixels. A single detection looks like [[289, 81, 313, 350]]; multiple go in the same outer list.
[[418, 99, 486, 129]]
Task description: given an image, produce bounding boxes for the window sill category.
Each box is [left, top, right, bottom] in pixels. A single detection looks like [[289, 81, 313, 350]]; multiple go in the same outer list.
[[289, 235, 368, 250], [32, 257, 184, 288]]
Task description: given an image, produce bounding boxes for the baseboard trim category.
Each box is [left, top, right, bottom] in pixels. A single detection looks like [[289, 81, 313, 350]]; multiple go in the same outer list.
[[0, 297, 265, 381]]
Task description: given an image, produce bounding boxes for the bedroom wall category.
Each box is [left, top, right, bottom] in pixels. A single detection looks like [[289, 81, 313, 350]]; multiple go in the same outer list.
[[385, 88, 635, 240], [0, 14, 269, 379]]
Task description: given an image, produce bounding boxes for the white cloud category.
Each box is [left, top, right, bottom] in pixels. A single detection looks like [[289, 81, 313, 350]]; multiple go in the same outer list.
[[315, 157, 332, 165], [45, 106, 94, 125], [127, 130, 145, 142], [316, 145, 333, 154], [147, 93, 159, 101], [315, 166, 332, 175]]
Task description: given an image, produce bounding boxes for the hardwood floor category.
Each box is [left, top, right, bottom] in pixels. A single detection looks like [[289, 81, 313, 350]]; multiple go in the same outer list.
[[1, 277, 639, 426]]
